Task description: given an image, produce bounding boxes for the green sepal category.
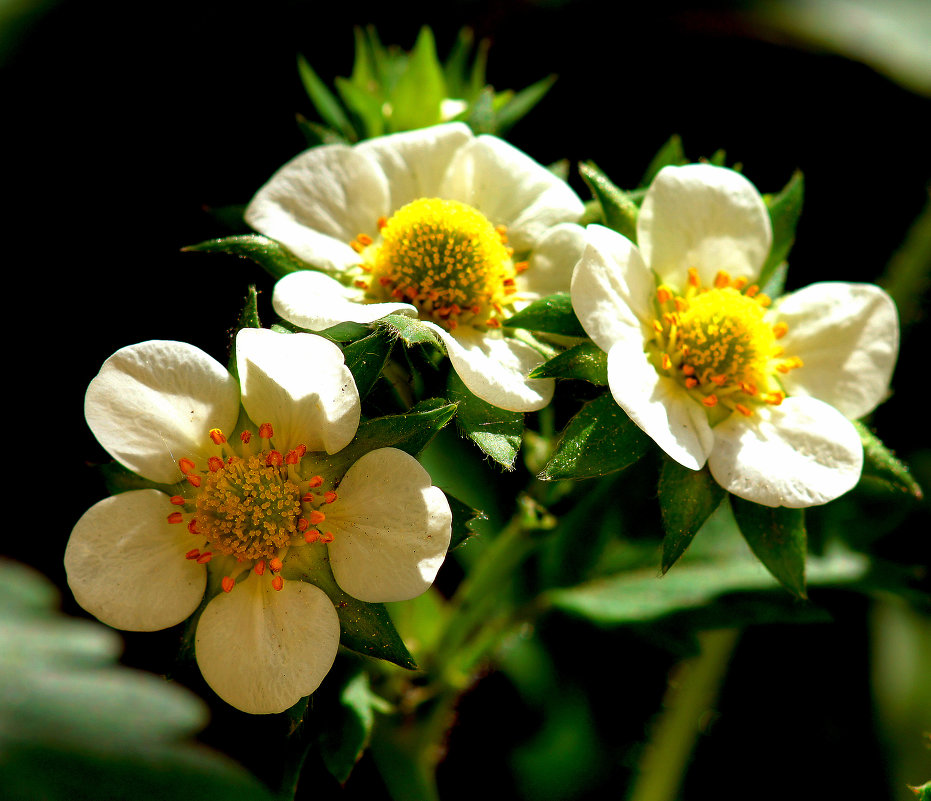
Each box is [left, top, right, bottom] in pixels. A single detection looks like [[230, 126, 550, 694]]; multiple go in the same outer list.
[[377, 313, 444, 348], [447, 494, 487, 550], [226, 285, 262, 380], [731, 496, 808, 598], [856, 420, 923, 499], [335, 75, 386, 139], [579, 161, 638, 242], [529, 341, 608, 384], [98, 461, 177, 498], [446, 370, 523, 470], [502, 293, 587, 337], [297, 53, 358, 141], [759, 169, 804, 289], [658, 458, 726, 574], [304, 401, 458, 481], [284, 545, 417, 670], [465, 86, 496, 134], [493, 73, 557, 136], [640, 134, 687, 187], [909, 781, 931, 801], [341, 328, 394, 400], [540, 391, 651, 481], [386, 27, 446, 133], [183, 234, 309, 281], [296, 115, 350, 147]]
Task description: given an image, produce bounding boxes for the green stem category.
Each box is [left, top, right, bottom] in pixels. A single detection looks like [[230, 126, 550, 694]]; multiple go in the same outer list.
[[627, 628, 740, 801]]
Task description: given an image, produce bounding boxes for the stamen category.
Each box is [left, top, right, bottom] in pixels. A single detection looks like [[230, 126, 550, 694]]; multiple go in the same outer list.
[[323, 491, 337, 504], [308, 475, 324, 488], [221, 576, 235, 593], [240, 431, 252, 444], [702, 394, 719, 408], [185, 549, 201, 560], [178, 458, 195, 475], [208, 456, 224, 472], [269, 557, 283, 572], [271, 576, 284, 591], [254, 560, 266, 576], [259, 423, 274, 439], [209, 428, 226, 445], [167, 512, 183, 524], [772, 322, 788, 339], [170, 495, 186, 506], [196, 552, 213, 564], [308, 510, 326, 525]]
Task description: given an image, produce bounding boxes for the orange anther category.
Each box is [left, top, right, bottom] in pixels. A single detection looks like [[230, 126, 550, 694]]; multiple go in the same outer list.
[[486, 318, 501, 328], [286, 449, 301, 465], [735, 404, 754, 417], [738, 382, 758, 396], [377, 216, 388, 229], [772, 322, 788, 339], [357, 233, 373, 246], [208, 456, 224, 473], [714, 270, 730, 288], [259, 423, 274, 439], [209, 428, 226, 445], [733, 277, 748, 290], [186, 474, 202, 488], [682, 364, 695, 376], [515, 261, 529, 273], [266, 451, 283, 467], [298, 518, 310, 531], [661, 354, 672, 371], [471, 305, 482, 315], [271, 576, 284, 592], [308, 475, 324, 488], [269, 557, 283, 572], [323, 491, 337, 504], [685, 378, 698, 389], [221, 576, 235, 593], [240, 430, 252, 444], [187, 520, 199, 535], [354, 280, 369, 289], [687, 267, 700, 287], [711, 374, 727, 386], [350, 240, 364, 253], [756, 294, 771, 307], [657, 287, 672, 304], [196, 552, 213, 564], [745, 284, 759, 298], [304, 529, 320, 543], [320, 532, 334, 544], [301, 493, 315, 503], [170, 495, 185, 506], [702, 394, 719, 408], [167, 512, 183, 524], [765, 391, 785, 406], [308, 510, 326, 525], [178, 458, 196, 475], [254, 560, 266, 576], [185, 549, 200, 560]]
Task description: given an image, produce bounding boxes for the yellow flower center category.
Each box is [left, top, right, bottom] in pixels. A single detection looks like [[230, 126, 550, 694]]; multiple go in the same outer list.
[[349, 198, 526, 331], [648, 269, 802, 420], [166, 424, 340, 593]]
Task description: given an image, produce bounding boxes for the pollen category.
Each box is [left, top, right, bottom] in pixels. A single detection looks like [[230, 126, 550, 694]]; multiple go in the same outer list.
[[358, 197, 520, 331]]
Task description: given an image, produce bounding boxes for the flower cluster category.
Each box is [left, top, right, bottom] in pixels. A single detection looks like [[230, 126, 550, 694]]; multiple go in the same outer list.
[[66, 328, 451, 714]]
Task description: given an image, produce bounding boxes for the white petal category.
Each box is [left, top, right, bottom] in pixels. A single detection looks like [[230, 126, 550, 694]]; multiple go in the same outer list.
[[195, 574, 340, 714], [272, 270, 416, 330], [606, 339, 714, 470], [326, 448, 452, 603], [64, 490, 206, 632], [772, 282, 899, 419], [244, 144, 390, 270], [570, 224, 654, 354], [236, 328, 360, 454], [440, 134, 584, 251], [708, 396, 863, 508], [355, 122, 473, 211], [638, 164, 772, 288], [427, 322, 555, 412], [517, 222, 586, 301], [85, 341, 241, 484]]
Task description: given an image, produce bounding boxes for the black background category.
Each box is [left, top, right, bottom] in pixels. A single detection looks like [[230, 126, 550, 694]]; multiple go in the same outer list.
[[4, 1, 930, 799]]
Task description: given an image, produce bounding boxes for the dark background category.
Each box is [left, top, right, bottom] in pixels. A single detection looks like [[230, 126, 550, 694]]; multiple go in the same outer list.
[[4, 1, 929, 799]]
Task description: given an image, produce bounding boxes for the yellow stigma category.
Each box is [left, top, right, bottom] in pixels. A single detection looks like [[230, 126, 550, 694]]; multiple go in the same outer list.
[[649, 272, 800, 420], [194, 455, 302, 561], [357, 197, 519, 330]]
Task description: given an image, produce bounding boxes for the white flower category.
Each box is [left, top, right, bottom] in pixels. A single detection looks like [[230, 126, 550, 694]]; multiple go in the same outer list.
[[65, 328, 452, 714], [570, 163, 899, 508], [245, 122, 587, 412]]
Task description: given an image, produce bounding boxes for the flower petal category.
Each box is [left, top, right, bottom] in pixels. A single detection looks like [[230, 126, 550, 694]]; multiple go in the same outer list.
[[236, 328, 360, 454], [244, 144, 390, 270], [606, 338, 714, 470], [517, 222, 586, 301], [85, 340, 241, 484], [272, 270, 416, 330], [195, 574, 340, 714], [707, 396, 863, 508], [64, 490, 206, 632], [570, 224, 654, 353], [638, 164, 772, 288], [772, 282, 899, 419], [426, 322, 555, 412], [355, 122, 473, 211], [441, 134, 584, 251], [326, 448, 452, 603]]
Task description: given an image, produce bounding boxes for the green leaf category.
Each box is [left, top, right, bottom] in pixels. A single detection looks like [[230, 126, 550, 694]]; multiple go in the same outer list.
[[640, 134, 687, 187], [0, 559, 274, 801], [285, 545, 416, 669], [856, 420, 924, 498], [377, 313, 444, 348], [341, 328, 394, 400], [183, 235, 309, 280], [387, 27, 446, 132], [502, 293, 587, 337], [659, 459, 727, 574], [529, 341, 608, 384], [446, 370, 523, 470], [493, 73, 556, 135], [579, 161, 639, 242], [541, 391, 651, 481], [731, 497, 808, 598], [760, 170, 804, 289], [297, 53, 357, 141]]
